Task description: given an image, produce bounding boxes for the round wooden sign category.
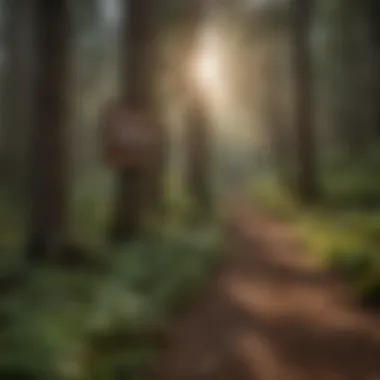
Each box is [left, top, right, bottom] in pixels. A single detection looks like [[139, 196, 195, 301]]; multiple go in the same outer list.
[[100, 101, 159, 170]]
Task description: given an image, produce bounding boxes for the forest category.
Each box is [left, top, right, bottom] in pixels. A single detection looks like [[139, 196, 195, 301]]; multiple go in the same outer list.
[[0, 0, 379, 379]]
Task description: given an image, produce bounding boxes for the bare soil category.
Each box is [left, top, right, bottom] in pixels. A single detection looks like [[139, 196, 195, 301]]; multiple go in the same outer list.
[[152, 204, 380, 380]]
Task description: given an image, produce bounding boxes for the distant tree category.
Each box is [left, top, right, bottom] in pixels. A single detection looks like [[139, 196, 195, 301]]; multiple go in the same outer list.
[[291, 0, 320, 203], [367, 0, 380, 142], [317, 0, 377, 154], [184, 94, 212, 214], [26, 0, 71, 261], [0, 0, 33, 190], [261, 18, 293, 189], [333, 1, 373, 153], [109, 0, 165, 241], [182, 0, 213, 216]]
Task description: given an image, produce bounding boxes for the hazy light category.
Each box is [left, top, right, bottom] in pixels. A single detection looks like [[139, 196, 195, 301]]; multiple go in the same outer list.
[[189, 26, 229, 117], [196, 46, 220, 89], [192, 28, 222, 93], [99, 0, 120, 23]]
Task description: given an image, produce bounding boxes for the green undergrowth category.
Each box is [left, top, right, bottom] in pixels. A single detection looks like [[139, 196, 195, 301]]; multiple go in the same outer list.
[[250, 152, 380, 305], [0, 172, 223, 380], [0, 224, 222, 380]]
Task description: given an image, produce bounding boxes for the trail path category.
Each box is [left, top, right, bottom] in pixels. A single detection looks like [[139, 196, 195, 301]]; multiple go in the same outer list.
[[152, 204, 380, 380]]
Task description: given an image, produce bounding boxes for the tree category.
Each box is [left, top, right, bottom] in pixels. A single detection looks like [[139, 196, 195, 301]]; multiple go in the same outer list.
[[184, 94, 212, 215], [0, 0, 33, 190], [261, 16, 293, 189], [109, 0, 165, 241], [367, 0, 380, 141], [292, 0, 320, 203], [26, 0, 71, 261], [330, 1, 374, 153], [315, 0, 377, 154], [182, 0, 213, 217]]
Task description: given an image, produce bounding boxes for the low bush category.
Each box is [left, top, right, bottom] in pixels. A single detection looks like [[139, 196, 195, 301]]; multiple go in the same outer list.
[[0, 223, 222, 380], [250, 150, 380, 305]]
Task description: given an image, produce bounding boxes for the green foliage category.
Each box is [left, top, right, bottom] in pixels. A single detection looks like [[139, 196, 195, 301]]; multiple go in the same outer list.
[[251, 149, 380, 304], [322, 147, 380, 210], [0, 177, 222, 380], [69, 169, 114, 249], [249, 175, 300, 221]]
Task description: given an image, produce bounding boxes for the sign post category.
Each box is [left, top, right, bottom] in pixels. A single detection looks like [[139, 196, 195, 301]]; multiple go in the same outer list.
[[100, 100, 161, 241]]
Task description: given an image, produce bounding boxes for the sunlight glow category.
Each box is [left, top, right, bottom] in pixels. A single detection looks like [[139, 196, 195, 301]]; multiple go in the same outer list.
[[192, 28, 223, 95], [196, 46, 220, 89]]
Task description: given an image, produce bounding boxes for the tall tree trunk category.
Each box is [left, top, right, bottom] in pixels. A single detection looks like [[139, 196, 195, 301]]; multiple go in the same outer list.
[[183, 1, 212, 216], [110, 0, 164, 241], [26, 0, 71, 261], [125, 0, 165, 218], [338, 2, 372, 153], [368, 0, 380, 142], [263, 34, 291, 188], [185, 97, 211, 216], [0, 0, 32, 191], [292, 0, 320, 203]]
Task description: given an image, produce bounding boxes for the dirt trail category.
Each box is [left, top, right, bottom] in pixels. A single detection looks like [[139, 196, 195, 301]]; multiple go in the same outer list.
[[152, 206, 380, 380]]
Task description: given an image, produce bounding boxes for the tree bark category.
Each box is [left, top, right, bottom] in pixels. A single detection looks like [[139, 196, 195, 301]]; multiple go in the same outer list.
[[183, 0, 212, 216], [110, 0, 164, 242], [185, 98, 212, 216], [0, 0, 32, 191], [368, 0, 380, 142], [292, 0, 320, 203], [26, 0, 71, 261], [263, 34, 292, 188], [338, 2, 373, 153]]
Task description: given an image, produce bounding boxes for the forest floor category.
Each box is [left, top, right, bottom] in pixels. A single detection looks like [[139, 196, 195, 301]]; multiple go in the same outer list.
[[151, 202, 380, 380]]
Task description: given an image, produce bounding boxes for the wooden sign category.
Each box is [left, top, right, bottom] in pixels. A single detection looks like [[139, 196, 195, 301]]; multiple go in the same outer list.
[[100, 100, 159, 170]]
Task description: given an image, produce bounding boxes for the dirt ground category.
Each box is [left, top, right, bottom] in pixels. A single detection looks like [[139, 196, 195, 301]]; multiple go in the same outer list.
[[151, 205, 380, 380]]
